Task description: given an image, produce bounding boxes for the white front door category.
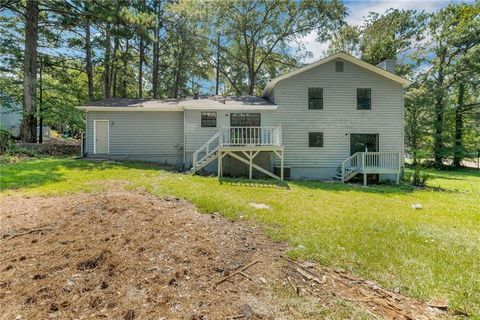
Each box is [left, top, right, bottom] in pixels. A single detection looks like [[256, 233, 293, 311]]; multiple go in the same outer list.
[[94, 120, 109, 154]]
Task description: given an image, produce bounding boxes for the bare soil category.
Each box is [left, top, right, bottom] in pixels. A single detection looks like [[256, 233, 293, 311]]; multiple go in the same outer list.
[[0, 189, 445, 319]]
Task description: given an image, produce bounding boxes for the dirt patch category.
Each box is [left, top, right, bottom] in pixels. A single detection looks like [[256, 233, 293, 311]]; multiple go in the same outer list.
[[0, 190, 444, 319]]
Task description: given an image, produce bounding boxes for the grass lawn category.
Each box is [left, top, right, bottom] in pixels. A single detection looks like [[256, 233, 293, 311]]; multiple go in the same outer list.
[[1, 158, 479, 316]]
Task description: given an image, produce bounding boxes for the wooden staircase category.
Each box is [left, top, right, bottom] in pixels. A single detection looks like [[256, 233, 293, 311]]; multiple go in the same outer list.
[[192, 126, 284, 180], [192, 131, 221, 173], [334, 152, 402, 185]]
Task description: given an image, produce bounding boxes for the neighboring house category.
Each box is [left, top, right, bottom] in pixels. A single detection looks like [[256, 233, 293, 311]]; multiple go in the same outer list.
[[77, 52, 411, 184], [0, 106, 52, 140], [0, 105, 22, 138]]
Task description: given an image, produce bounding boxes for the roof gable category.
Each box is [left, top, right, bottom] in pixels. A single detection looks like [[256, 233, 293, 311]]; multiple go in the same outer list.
[[262, 52, 411, 97]]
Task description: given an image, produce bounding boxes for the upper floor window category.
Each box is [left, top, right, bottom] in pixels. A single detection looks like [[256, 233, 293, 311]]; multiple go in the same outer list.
[[335, 61, 344, 72], [308, 88, 323, 109], [357, 88, 371, 110], [201, 112, 217, 127], [309, 132, 324, 147]]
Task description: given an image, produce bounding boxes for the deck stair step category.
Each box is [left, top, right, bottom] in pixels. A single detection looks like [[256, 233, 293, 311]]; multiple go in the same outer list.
[[337, 151, 402, 185]]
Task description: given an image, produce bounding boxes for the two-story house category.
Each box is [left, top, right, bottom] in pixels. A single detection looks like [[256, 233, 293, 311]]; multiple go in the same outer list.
[[77, 52, 411, 184]]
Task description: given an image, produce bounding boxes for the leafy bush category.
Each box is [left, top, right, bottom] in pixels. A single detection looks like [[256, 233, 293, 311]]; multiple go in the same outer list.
[[0, 127, 12, 153], [412, 166, 430, 187], [404, 164, 430, 187]]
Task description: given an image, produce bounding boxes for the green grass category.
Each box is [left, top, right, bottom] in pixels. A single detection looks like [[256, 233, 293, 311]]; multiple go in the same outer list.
[[1, 158, 479, 316]]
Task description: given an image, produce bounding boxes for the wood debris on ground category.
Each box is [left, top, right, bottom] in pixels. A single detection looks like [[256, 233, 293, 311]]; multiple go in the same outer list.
[[0, 189, 447, 319]]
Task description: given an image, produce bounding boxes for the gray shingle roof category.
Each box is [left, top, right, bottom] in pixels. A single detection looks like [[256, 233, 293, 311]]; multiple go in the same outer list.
[[79, 96, 276, 111]]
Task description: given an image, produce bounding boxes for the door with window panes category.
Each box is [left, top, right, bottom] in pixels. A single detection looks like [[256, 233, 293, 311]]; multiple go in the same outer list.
[[350, 134, 379, 155], [229, 113, 261, 145]]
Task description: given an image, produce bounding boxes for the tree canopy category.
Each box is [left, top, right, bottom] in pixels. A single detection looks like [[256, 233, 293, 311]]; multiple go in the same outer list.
[[0, 0, 478, 167], [329, 3, 480, 167]]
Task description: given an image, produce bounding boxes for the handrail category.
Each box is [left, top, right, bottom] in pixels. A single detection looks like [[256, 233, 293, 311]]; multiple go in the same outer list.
[[341, 152, 361, 182], [193, 129, 223, 171], [192, 125, 283, 172], [341, 152, 401, 182], [221, 126, 281, 146]]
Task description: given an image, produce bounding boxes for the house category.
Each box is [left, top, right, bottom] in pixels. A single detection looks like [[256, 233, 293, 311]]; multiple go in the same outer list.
[[1, 104, 22, 138], [1, 101, 52, 140], [77, 52, 411, 184]]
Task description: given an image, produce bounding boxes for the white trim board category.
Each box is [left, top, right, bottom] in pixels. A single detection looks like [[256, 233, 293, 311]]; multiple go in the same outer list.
[[93, 119, 110, 154], [78, 105, 277, 112]]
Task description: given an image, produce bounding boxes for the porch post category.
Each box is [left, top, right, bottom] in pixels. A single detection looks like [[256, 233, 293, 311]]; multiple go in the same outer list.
[[280, 148, 284, 181], [363, 152, 367, 186], [249, 151, 253, 180], [217, 150, 222, 179], [397, 152, 401, 185]]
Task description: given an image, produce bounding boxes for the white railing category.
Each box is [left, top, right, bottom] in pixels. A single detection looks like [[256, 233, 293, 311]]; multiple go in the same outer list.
[[193, 130, 221, 171], [363, 152, 401, 170], [221, 126, 281, 146], [193, 125, 283, 172], [341, 152, 401, 182], [341, 152, 361, 182]]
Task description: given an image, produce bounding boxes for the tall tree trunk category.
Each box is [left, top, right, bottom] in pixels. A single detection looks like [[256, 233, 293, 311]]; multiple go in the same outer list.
[[111, 35, 119, 98], [138, 35, 144, 98], [453, 82, 465, 168], [173, 45, 185, 99], [247, 58, 255, 95], [122, 38, 129, 97], [215, 33, 220, 95], [409, 107, 419, 166], [112, 69, 117, 98], [20, 0, 39, 143], [152, 0, 161, 98], [38, 56, 43, 143], [103, 23, 111, 99], [433, 50, 446, 168], [85, 10, 94, 101]]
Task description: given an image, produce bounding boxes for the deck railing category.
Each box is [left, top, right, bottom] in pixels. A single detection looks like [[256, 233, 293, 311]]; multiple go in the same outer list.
[[363, 152, 401, 170], [221, 126, 282, 146], [192, 125, 283, 172], [341, 151, 402, 183]]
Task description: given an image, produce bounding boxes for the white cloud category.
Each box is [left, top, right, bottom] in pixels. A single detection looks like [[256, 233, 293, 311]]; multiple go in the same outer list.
[[296, 32, 330, 63], [295, 0, 460, 63], [345, 0, 448, 26]]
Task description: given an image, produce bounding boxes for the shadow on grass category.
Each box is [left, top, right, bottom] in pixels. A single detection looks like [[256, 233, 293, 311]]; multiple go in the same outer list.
[[406, 166, 480, 181], [0, 158, 164, 191], [218, 176, 410, 195], [219, 177, 290, 189], [287, 179, 415, 194]]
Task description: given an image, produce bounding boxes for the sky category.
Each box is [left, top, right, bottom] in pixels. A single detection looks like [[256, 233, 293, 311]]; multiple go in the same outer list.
[[298, 0, 466, 62]]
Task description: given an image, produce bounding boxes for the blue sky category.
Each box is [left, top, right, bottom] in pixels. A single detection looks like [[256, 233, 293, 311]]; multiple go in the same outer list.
[[299, 0, 470, 62]]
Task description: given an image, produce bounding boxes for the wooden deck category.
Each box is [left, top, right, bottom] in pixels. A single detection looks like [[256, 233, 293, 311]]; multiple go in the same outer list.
[[339, 152, 402, 185], [192, 126, 285, 181]]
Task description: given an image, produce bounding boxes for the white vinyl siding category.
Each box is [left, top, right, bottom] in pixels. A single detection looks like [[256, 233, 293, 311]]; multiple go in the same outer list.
[[184, 110, 276, 153], [270, 58, 404, 168], [86, 111, 183, 163]]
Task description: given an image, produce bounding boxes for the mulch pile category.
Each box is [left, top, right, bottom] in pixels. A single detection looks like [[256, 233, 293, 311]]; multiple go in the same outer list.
[[0, 190, 445, 319]]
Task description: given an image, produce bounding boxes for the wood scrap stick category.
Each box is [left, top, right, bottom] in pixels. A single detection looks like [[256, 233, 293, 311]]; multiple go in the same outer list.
[[341, 296, 373, 303], [239, 271, 253, 282], [286, 275, 298, 294], [224, 315, 244, 320], [215, 260, 260, 286], [295, 267, 325, 284], [5, 227, 54, 240]]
